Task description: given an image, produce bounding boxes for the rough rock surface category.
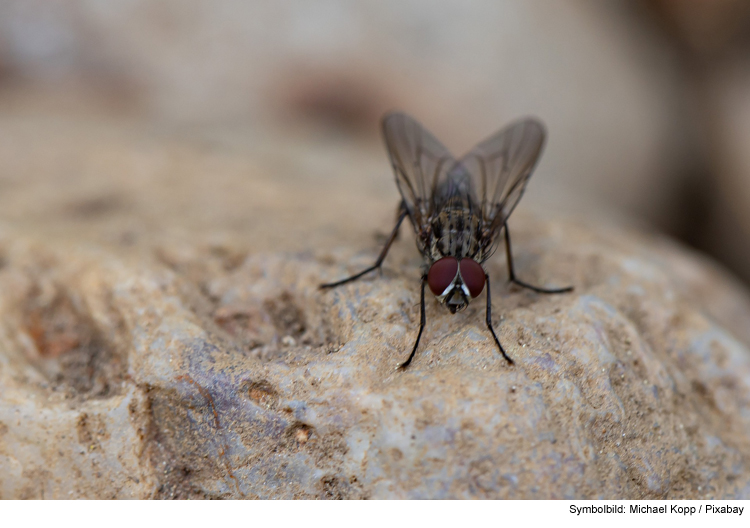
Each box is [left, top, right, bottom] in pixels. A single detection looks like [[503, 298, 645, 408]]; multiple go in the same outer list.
[[1, 118, 750, 499]]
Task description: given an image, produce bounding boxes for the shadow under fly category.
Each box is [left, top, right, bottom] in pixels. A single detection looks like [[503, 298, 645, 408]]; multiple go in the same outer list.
[[321, 112, 573, 369]]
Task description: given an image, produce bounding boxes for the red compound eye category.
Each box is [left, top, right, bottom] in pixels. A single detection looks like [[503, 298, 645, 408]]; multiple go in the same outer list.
[[459, 259, 485, 298], [428, 257, 459, 296]]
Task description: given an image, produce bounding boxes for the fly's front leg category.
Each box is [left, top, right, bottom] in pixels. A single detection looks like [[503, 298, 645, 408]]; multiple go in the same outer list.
[[398, 274, 427, 370], [485, 272, 513, 365], [504, 222, 573, 294], [320, 203, 408, 289]]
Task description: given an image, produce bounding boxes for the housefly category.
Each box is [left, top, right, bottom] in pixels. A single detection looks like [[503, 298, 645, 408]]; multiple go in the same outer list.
[[321, 112, 573, 369]]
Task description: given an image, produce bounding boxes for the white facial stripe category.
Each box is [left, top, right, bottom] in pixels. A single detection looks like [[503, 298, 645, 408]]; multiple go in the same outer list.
[[439, 284, 453, 298], [436, 275, 473, 304], [436, 269, 462, 300]]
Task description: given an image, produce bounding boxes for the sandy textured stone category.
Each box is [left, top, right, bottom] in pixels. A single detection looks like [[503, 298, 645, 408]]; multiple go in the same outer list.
[[0, 116, 750, 499], [1, 211, 750, 498]]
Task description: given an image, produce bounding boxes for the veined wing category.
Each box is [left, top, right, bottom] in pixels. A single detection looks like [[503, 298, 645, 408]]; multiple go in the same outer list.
[[458, 118, 545, 233], [381, 112, 457, 228]]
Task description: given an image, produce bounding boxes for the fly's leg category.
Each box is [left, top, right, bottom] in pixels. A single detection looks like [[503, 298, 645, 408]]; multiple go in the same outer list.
[[485, 272, 513, 364], [320, 204, 408, 289], [398, 274, 427, 370], [504, 222, 573, 294]]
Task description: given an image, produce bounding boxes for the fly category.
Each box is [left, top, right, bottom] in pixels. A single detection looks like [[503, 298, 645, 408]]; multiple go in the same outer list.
[[320, 112, 573, 369]]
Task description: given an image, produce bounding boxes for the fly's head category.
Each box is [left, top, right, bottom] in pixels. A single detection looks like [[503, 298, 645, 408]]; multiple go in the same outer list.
[[427, 256, 486, 313]]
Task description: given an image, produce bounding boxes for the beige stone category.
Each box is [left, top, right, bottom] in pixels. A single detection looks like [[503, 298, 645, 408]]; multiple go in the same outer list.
[[0, 116, 749, 498]]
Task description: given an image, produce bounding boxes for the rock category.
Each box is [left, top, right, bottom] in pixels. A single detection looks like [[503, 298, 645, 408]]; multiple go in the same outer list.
[[1, 207, 750, 498], [0, 113, 749, 499]]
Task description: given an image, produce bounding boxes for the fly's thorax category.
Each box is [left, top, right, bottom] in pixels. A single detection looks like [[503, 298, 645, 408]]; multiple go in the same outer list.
[[427, 256, 486, 313], [428, 206, 484, 262]]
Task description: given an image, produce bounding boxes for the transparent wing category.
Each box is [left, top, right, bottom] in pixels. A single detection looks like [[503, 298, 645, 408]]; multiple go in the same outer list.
[[458, 118, 545, 233], [381, 112, 457, 228]]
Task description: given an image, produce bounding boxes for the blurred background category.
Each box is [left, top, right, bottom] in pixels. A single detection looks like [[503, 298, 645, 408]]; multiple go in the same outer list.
[[2, 0, 750, 283]]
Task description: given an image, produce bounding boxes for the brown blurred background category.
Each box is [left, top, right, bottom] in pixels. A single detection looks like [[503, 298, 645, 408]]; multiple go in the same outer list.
[[2, 1, 750, 283]]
